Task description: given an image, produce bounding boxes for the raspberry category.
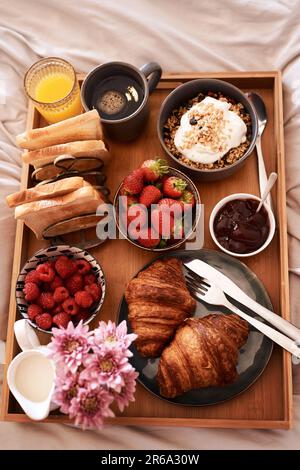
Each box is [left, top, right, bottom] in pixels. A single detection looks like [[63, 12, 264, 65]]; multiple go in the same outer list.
[[23, 282, 40, 302], [25, 270, 40, 284], [27, 304, 42, 321], [62, 298, 79, 316], [66, 273, 83, 295], [83, 273, 96, 286], [53, 286, 69, 304], [55, 255, 76, 279], [50, 275, 63, 291], [75, 290, 93, 308], [36, 263, 55, 283], [38, 292, 55, 310], [52, 304, 63, 316], [75, 259, 91, 275], [74, 309, 90, 323], [35, 313, 52, 330], [53, 312, 71, 329], [41, 282, 52, 292], [84, 283, 102, 302]]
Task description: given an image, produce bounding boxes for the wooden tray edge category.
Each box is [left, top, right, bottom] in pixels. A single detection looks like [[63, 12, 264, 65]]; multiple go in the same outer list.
[[274, 71, 293, 427], [0, 412, 291, 430], [0, 101, 35, 421], [77, 71, 280, 82], [1, 71, 292, 428]]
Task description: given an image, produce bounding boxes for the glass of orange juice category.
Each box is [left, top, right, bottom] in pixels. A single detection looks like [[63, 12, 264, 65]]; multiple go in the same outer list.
[[24, 57, 82, 123]]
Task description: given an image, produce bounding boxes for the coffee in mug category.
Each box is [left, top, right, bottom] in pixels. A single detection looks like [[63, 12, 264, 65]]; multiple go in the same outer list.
[[94, 75, 145, 121], [81, 61, 162, 141]]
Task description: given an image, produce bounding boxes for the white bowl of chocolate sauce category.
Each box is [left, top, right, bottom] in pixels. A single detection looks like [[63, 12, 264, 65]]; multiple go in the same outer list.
[[209, 193, 276, 258]]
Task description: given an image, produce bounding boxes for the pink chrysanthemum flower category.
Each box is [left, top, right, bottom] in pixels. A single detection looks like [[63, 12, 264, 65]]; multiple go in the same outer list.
[[114, 368, 139, 412], [52, 370, 81, 415], [81, 349, 132, 392], [68, 386, 114, 430], [48, 321, 91, 373], [47, 319, 138, 430], [90, 320, 137, 356]]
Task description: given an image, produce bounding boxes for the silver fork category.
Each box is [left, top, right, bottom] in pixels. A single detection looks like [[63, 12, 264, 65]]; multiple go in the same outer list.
[[185, 270, 300, 359]]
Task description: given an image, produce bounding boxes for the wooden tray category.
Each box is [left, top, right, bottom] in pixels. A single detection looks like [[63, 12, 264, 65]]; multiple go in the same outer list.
[[0, 71, 292, 429]]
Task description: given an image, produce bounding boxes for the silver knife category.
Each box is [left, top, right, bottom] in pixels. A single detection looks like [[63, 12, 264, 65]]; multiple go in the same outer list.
[[184, 258, 300, 343]]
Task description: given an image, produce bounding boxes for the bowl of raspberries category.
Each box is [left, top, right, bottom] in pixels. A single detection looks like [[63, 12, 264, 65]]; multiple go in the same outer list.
[[113, 158, 201, 251], [16, 245, 106, 333]]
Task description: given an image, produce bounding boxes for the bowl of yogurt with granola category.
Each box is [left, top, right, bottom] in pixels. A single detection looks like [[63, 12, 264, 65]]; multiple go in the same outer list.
[[157, 79, 258, 181]]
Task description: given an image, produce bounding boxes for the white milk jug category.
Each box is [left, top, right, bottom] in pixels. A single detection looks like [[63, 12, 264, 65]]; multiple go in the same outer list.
[[7, 320, 56, 420]]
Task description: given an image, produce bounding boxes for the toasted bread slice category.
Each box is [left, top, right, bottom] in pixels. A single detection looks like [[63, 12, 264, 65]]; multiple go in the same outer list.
[[15, 184, 104, 239], [16, 110, 102, 150], [22, 140, 110, 168], [6, 176, 84, 208]]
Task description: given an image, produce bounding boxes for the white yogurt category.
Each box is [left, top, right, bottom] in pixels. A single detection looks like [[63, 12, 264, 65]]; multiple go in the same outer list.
[[174, 96, 247, 164]]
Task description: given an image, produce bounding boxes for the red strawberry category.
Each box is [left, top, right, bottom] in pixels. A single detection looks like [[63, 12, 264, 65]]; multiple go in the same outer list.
[[119, 184, 131, 196], [50, 275, 64, 291], [53, 312, 71, 329], [137, 227, 161, 248], [27, 304, 42, 321], [151, 208, 175, 238], [55, 256, 76, 279], [35, 313, 52, 330], [84, 273, 96, 286], [38, 292, 55, 310], [66, 273, 83, 294], [53, 286, 69, 304], [139, 185, 162, 207], [23, 282, 40, 302], [25, 270, 40, 285], [75, 259, 91, 275], [158, 198, 183, 217], [122, 169, 144, 195], [119, 194, 138, 209], [140, 159, 168, 182], [126, 203, 148, 226], [62, 298, 79, 316], [75, 290, 94, 308], [161, 175, 169, 184], [163, 176, 187, 198], [179, 189, 196, 212], [36, 263, 55, 283], [85, 283, 102, 301]]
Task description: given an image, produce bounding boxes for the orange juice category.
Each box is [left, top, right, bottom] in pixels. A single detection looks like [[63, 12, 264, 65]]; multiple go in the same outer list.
[[24, 58, 82, 124], [34, 72, 82, 123], [35, 73, 74, 103]]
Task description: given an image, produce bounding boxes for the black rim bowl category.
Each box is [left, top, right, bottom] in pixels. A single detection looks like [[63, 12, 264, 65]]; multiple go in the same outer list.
[[16, 245, 106, 334], [157, 78, 258, 182]]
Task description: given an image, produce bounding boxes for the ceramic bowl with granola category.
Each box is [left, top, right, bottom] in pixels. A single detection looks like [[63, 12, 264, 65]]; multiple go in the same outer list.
[[157, 79, 258, 182]]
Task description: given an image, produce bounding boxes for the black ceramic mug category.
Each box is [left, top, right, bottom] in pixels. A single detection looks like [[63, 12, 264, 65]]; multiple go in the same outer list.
[[81, 61, 162, 141]]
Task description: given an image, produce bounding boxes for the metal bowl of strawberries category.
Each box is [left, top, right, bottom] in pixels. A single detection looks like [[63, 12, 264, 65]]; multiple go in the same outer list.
[[113, 158, 201, 251], [16, 245, 106, 334]]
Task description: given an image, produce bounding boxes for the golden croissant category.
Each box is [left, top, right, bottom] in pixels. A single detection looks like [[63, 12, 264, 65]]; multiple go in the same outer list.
[[125, 258, 196, 357], [157, 313, 249, 398]]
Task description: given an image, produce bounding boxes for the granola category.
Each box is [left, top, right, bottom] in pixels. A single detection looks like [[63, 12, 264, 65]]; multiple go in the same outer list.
[[163, 91, 252, 170]]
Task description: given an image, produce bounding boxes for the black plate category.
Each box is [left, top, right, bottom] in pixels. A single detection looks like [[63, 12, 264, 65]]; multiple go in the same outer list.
[[117, 248, 273, 406]]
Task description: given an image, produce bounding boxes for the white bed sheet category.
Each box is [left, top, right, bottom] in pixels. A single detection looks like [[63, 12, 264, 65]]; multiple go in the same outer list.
[[0, 0, 300, 449]]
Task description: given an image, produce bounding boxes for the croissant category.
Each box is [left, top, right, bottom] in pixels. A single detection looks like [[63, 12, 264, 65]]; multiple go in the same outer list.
[[125, 258, 196, 357], [157, 313, 249, 398]]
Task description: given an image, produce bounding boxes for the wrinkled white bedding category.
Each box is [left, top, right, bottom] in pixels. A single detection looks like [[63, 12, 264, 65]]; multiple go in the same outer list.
[[1, 0, 300, 449]]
